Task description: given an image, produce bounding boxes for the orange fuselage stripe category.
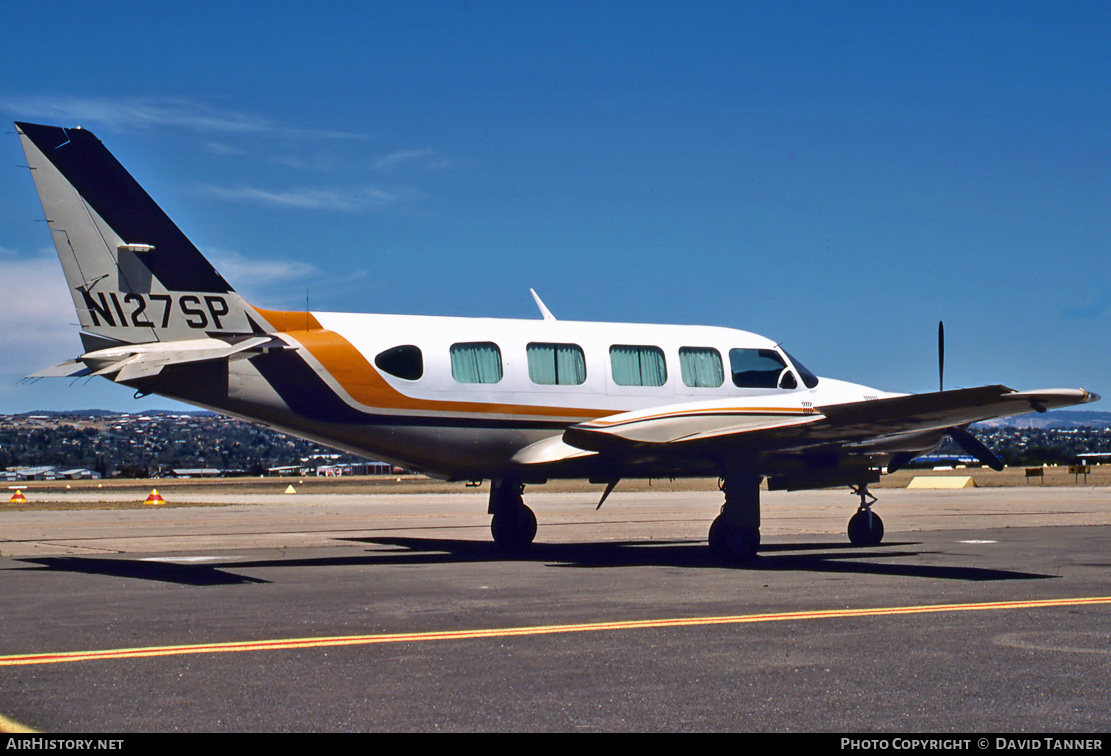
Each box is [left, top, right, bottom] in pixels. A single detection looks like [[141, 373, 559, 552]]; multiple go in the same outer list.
[[253, 307, 611, 421]]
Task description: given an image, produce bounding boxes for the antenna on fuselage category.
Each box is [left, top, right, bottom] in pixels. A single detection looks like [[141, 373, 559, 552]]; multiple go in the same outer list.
[[530, 288, 557, 321]]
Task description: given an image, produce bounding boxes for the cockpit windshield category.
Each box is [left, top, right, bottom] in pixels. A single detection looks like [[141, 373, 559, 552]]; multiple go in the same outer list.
[[782, 349, 819, 388]]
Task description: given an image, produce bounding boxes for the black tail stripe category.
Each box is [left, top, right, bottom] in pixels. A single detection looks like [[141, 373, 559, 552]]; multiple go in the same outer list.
[[16, 122, 231, 294]]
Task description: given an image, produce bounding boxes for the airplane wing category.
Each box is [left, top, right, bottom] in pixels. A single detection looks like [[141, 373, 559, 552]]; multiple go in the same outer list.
[[561, 385, 1098, 464], [812, 386, 1092, 440]]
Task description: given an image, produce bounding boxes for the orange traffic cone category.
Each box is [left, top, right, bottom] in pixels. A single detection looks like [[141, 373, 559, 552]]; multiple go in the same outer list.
[[9, 490, 26, 504], [144, 489, 165, 505]]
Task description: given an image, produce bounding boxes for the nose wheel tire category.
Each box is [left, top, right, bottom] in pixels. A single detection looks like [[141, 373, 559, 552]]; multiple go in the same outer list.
[[847, 509, 884, 547]]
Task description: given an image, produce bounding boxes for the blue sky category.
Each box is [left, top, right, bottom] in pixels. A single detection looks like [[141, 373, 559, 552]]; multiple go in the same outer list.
[[1, 0, 1107, 412]]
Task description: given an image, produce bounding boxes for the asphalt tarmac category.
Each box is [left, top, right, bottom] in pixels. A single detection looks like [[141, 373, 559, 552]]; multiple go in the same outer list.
[[1, 485, 1109, 733]]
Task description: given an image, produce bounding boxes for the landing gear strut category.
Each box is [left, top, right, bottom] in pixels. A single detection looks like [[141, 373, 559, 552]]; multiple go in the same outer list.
[[488, 478, 537, 552], [847, 483, 884, 547], [708, 473, 762, 562]]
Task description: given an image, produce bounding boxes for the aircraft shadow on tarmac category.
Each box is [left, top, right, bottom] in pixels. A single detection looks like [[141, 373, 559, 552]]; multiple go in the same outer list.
[[15, 557, 269, 586], [318, 536, 1055, 582], [12, 539, 1054, 585]]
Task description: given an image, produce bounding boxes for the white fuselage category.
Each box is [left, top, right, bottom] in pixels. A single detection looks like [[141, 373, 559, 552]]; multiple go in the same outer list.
[[316, 312, 890, 412]]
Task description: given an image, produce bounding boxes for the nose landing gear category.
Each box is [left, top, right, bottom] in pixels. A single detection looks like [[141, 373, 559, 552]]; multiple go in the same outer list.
[[847, 483, 884, 547]]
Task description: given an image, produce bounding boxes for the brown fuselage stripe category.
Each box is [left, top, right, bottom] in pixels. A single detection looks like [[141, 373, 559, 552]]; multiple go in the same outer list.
[[3, 596, 1107, 667]]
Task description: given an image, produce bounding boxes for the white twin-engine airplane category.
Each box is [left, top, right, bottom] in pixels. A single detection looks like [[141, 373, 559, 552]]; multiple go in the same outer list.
[[16, 121, 1100, 561]]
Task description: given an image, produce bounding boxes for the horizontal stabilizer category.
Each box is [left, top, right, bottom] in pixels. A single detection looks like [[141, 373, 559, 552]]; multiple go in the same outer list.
[[25, 359, 93, 380], [73, 335, 289, 382]]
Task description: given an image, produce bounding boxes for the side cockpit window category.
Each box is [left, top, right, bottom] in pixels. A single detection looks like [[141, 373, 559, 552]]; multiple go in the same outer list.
[[374, 345, 423, 381], [729, 348, 795, 389], [782, 349, 820, 388]]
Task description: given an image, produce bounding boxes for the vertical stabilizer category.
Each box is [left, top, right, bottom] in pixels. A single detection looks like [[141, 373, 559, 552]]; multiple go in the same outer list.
[[16, 122, 261, 344]]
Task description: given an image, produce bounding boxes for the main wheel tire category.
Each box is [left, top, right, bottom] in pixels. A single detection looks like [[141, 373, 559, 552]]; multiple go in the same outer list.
[[491, 504, 537, 552], [847, 509, 884, 547], [708, 516, 760, 562]]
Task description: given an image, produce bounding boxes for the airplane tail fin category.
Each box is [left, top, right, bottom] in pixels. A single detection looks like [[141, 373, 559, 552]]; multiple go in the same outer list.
[[15, 122, 266, 348]]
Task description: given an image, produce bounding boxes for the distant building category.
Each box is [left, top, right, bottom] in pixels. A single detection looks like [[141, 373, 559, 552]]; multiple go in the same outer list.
[[1078, 452, 1111, 465], [316, 461, 395, 476], [267, 465, 311, 477], [2, 466, 101, 481], [912, 455, 980, 468], [166, 468, 223, 478]]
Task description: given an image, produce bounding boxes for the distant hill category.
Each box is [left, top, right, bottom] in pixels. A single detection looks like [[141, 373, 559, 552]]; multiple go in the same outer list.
[[14, 409, 215, 418], [977, 409, 1111, 429]]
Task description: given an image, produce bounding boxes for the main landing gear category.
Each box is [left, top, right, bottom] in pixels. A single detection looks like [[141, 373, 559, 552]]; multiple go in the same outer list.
[[488, 478, 537, 552], [486, 474, 884, 558], [708, 473, 762, 563], [847, 483, 884, 547]]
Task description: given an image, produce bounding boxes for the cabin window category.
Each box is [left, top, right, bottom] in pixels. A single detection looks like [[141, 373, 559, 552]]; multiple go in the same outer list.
[[527, 342, 587, 385], [679, 347, 724, 388], [374, 345, 423, 381], [729, 348, 791, 389], [450, 342, 503, 384], [610, 345, 667, 387]]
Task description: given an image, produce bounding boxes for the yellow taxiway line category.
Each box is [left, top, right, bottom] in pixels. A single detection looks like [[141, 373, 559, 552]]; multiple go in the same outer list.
[[3, 596, 1109, 668], [0, 712, 36, 733]]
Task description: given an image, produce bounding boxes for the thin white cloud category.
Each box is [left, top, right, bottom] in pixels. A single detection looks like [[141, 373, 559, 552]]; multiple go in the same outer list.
[[1062, 283, 1111, 320], [203, 141, 245, 156], [3, 95, 369, 140], [0, 250, 79, 353], [205, 184, 402, 211], [205, 248, 318, 289], [203, 248, 374, 312], [372, 149, 470, 174], [373, 149, 438, 173]]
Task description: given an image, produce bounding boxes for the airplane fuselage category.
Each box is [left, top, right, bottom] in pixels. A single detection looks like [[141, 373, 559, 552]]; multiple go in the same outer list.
[[132, 308, 895, 481]]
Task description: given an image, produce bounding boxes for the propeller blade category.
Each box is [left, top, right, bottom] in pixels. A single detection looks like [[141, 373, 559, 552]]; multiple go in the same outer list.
[[947, 426, 1004, 471], [938, 320, 945, 392]]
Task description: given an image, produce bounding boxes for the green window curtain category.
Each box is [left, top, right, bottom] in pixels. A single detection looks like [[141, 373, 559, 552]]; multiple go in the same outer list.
[[679, 347, 724, 387], [610, 345, 667, 387], [527, 343, 586, 385], [450, 342, 503, 384]]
